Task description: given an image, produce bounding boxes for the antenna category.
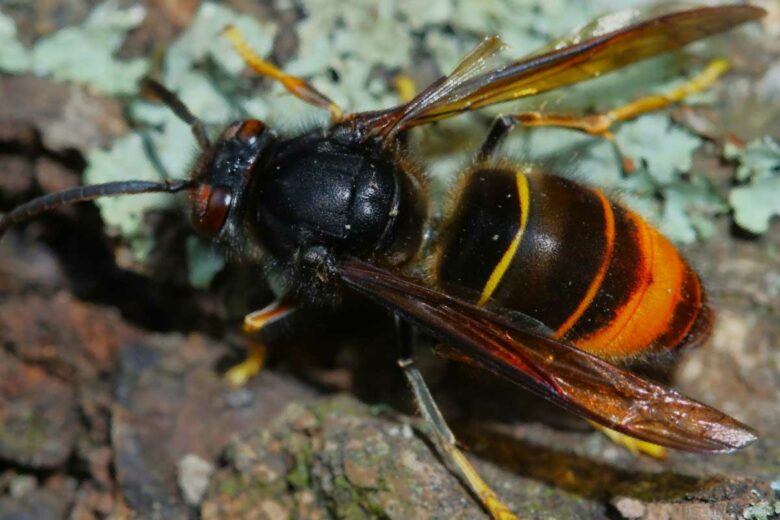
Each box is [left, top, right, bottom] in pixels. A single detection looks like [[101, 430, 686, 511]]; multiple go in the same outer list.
[[0, 179, 194, 238], [141, 79, 211, 150], [0, 79, 208, 239]]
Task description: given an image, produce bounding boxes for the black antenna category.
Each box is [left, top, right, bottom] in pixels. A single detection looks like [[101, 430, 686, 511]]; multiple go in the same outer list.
[[141, 79, 211, 150], [0, 80, 205, 239], [0, 179, 194, 238]]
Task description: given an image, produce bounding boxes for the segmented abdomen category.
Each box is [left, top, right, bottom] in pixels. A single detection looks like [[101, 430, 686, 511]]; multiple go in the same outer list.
[[434, 167, 709, 359]]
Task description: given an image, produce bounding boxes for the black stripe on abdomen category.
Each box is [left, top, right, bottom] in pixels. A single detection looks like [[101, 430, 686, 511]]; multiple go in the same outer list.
[[488, 173, 609, 331], [436, 168, 520, 299], [562, 201, 645, 343]]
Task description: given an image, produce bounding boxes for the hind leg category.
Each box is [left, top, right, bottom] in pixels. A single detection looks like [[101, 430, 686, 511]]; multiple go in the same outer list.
[[395, 316, 518, 520], [477, 59, 729, 162]]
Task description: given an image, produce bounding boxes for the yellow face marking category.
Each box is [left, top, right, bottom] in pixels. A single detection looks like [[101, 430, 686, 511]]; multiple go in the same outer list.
[[554, 190, 616, 338], [477, 171, 530, 306]]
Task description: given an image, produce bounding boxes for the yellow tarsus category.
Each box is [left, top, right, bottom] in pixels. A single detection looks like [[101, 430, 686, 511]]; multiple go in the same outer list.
[[224, 341, 267, 388], [512, 59, 730, 138], [225, 300, 294, 387], [223, 25, 342, 121], [450, 449, 519, 520], [590, 421, 668, 459], [393, 74, 418, 103], [606, 58, 729, 126]]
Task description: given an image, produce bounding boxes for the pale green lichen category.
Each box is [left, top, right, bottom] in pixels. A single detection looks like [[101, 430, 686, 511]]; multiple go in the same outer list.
[[186, 236, 226, 290], [729, 177, 780, 235], [0, 11, 30, 73], [84, 131, 187, 260], [742, 500, 780, 520], [726, 136, 780, 182], [2, 0, 777, 284], [727, 137, 780, 234], [1, 2, 147, 91], [31, 2, 148, 95], [616, 114, 703, 185], [396, 0, 453, 29], [163, 3, 276, 85], [659, 177, 728, 243], [286, 0, 411, 112]]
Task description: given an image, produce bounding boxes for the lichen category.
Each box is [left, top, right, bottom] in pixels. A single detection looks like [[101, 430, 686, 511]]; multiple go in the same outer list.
[[727, 137, 780, 234], [287, 449, 313, 490], [186, 236, 225, 290], [2, 0, 777, 281], [0, 11, 30, 73], [32, 2, 147, 94]]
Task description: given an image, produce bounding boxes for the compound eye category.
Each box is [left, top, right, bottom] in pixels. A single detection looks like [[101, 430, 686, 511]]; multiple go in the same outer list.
[[223, 119, 266, 143], [192, 184, 233, 237]]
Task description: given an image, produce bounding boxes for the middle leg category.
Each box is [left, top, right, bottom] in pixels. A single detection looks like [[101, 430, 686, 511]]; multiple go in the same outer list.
[[395, 316, 518, 520]]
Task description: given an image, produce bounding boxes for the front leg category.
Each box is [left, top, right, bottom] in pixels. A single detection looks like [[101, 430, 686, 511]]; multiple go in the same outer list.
[[224, 297, 297, 387], [223, 26, 343, 122]]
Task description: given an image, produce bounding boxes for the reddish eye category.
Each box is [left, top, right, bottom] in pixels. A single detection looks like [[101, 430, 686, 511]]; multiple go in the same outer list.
[[223, 119, 266, 142], [192, 184, 233, 237]]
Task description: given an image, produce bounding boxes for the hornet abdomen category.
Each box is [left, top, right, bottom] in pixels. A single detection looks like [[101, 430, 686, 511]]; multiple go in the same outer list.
[[434, 168, 709, 359]]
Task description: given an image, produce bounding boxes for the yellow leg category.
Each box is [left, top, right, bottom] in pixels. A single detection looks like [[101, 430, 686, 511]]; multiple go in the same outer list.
[[392, 74, 418, 104], [588, 421, 667, 459], [512, 59, 729, 139], [225, 340, 267, 388], [224, 299, 295, 387], [223, 26, 343, 121], [399, 359, 518, 520], [449, 448, 519, 520]]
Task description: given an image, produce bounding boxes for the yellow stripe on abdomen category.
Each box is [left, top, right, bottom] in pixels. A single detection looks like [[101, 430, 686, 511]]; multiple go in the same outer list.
[[477, 171, 530, 306]]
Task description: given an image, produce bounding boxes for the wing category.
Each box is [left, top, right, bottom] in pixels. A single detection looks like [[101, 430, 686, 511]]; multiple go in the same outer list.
[[354, 4, 764, 140], [338, 258, 757, 453], [527, 2, 708, 56]]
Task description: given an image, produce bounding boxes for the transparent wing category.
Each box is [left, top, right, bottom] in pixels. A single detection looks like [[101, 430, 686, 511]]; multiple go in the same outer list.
[[531, 2, 701, 55], [352, 5, 764, 139]]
